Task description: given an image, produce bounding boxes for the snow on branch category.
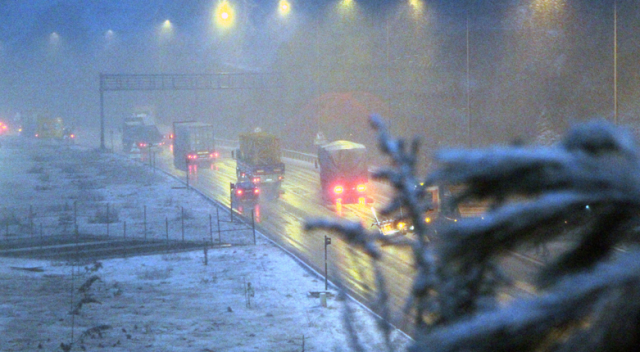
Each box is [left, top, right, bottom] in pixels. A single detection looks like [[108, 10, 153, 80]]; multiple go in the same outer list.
[[306, 116, 640, 352]]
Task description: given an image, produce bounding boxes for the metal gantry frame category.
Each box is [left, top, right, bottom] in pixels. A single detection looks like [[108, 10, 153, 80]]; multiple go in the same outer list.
[[99, 72, 282, 150]]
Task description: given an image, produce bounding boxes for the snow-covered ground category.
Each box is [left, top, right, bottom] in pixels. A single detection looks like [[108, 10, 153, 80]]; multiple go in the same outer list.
[[0, 135, 411, 352]]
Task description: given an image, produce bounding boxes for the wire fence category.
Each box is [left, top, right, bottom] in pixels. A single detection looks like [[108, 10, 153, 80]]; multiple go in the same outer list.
[[0, 201, 257, 247]]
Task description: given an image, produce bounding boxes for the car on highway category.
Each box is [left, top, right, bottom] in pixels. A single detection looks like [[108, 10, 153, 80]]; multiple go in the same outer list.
[[230, 179, 260, 205], [371, 207, 410, 238]]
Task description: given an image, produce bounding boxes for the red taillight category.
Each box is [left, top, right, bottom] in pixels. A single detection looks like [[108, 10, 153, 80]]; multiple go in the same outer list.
[[334, 185, 343, 194], [254, 188, 259, 194], [357, 184, 366, 192], [236, 189, 243, 195], [213, 152, 219, 158]]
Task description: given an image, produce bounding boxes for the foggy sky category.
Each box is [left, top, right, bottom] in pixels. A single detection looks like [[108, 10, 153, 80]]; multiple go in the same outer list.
[[1, 0, 638, 169]]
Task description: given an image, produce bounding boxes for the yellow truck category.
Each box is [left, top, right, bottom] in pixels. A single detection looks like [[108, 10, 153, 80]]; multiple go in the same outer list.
[[35, 117, 64, 139]]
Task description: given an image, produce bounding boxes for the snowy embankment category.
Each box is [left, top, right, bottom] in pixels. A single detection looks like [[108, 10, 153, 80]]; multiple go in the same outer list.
[[0, 135, 410, 352]]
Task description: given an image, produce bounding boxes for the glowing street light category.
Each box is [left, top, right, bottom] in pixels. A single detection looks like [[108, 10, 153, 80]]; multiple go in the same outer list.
[[340, 0, 355, 8], [49, 32, 60, 44], [336, 0, 357, 18], [47, 32, 61, 56], [408, 0, 425, 18], [278, 0, 291, 17], [157, 19, 175, 45], [105, 29, 116, 44], [215, 1, 235, 29], [161, 19, 173, 35]]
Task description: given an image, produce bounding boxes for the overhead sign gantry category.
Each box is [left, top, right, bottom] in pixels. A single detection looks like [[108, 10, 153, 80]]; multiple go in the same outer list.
[[99, 72, 282, 150]]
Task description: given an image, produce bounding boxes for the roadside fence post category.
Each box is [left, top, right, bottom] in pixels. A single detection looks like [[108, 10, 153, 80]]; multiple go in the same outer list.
[[123, 221, 127, 239], [216, 207, 221, 244], [75, 224, 80, 263], [204, 241, 208, 266], [209, 214, 213, 245], [246, 282, 254, 308], [165, 217, 169, 252], [29, 205, 33, 237], [40, 223, 43, 249], [144, 205, 147, 240], [252, 210, 256, 245], [181, 206, 185, 242], [106, 203, 110, 237], [73, 201, 77, 228], [229, 186, 234, 223]]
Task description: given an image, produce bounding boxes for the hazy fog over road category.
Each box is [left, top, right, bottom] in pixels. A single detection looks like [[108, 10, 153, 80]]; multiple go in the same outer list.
[[2, 0, 639, 170]]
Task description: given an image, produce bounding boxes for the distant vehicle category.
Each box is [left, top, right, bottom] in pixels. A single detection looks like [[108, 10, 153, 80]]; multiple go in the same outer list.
[[371, 207, 409, 238], [233, 130, 285, 198], [391, 183, 489, 236], [122, 112, 162, 153], [318, 140, 371, 204], [417, 184, 465, 223], [129, 145, 143, 161], [0, 121, 8, 135], [35, 117, 64, 139], [230, 179, 260, 205], [172, 121, 218, 170], [62, 127, 75, 144]]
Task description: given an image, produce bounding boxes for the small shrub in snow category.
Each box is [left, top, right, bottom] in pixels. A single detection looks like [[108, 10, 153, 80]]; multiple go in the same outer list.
[[136, 267, 173, 280], [175, 207, 195, 220], [0, 210, 21, 226], [89, 205, 119, 224], [163, 197, 175, 206], [27, 165, 45, 174], [38, 172, 50, 182]]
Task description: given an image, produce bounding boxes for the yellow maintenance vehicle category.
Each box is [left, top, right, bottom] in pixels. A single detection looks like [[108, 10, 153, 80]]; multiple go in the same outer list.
[[233, 130, 285, 199], [35, 117, 64, 139]]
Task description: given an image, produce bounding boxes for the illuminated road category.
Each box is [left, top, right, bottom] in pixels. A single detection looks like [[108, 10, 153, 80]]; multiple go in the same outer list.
[[144, 145, 546, 330]]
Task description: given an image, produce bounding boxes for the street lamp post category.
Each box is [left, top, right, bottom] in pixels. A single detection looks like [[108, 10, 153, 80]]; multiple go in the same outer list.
[[613, 0, 618, 125], [466, 9, 471, 148], [324, 235, 332, 291]]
